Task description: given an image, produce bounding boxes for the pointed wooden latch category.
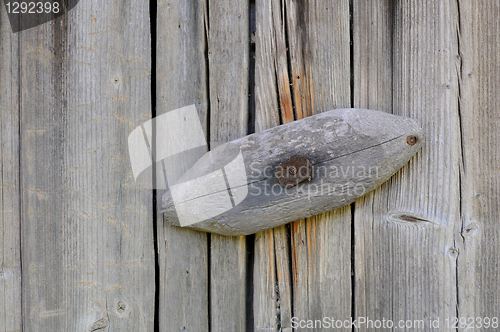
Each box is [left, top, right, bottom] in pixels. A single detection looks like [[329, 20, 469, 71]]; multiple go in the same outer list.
[[161, 108, 424, 236]]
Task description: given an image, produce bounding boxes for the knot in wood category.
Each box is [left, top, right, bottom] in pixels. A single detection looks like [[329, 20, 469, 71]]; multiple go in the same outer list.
[[275, 155, 312, 189]]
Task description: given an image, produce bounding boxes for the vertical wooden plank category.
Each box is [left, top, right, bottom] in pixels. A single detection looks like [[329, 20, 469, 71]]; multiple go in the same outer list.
[[0, 8, 21, 332], [353, 1, 461, 330], [253, 0, 293, 329], [207, 0, 249, 330], [287, 0, 351, 328], [352, 1, 393, 325], [458, 0, 500, 323], [20, 0, 155, 330], [157, 1, 209, 331], [353, 0, 393, 113], [254, 0, 351, 330], [291, 209, 351, 330]]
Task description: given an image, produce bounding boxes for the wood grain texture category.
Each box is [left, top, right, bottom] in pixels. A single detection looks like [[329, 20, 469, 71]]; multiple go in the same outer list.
[[207, 0, 249, 330], [458, 0, 500, 322], [0, 8, 21, 332], [6, 0, 499, 329], [157, 0, 209, 330], [20, 1, 155, 330], [353, 1, 461, 330], [253, 0, 352, 329], [162, 109, 424, 236], [253, 0, 293, 327], [286, 0, 352, 329], [353, 0, 393, 113]]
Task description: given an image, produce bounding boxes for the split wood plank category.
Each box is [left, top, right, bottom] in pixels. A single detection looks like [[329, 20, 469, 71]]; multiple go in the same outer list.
[[19, 0, 155, 330], [207, 0, 249, 330], [458, 0, 500, 322], [0, 8, 21, 332], [253, 0, 352, 330], [253, 0, 293, 328], [286, 0, 352, 329], [157, 0, 210, 330], [353, 1, 461, 330]]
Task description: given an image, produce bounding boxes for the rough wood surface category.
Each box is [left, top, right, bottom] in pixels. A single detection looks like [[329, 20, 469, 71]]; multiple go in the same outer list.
[[458, 0, 500, 323], [5, 0, 499, 329], [156, 0, 209, 330], [206, 0, 249, 329], [0, 9, 21, 332], [162, 109, 423, 236], [353, 1, 461, 330], [19, 1, 155, 330], [284, 2, 353, 329], [253, 0, 293, 327], [251, 0, 353, 329]]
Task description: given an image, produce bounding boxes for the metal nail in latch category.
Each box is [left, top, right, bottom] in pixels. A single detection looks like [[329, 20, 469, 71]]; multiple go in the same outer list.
[[275, 155, 313, 189], [406, 135, 418, 146]]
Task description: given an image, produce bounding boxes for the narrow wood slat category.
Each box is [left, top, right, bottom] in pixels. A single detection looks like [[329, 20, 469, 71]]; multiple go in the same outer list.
[[207, 0, 249, 330], [20, 1, 155, 330], [353, 0, 393, 113], [286, 0, 351, 328], [458, 0, 500, 323], [253, 0, 292, 328], [0, 9, 21, 332], [254, 0, 351, 330], [157, 0, 210, 330], [353, 1, 461, 330], [352, 2, 393, 326]]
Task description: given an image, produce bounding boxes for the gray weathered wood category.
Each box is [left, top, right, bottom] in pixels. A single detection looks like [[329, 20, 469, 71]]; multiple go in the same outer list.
[[207, 0, 249, 330], [353, 1, 461, 330], [163, 109, 423, 236], [291, 207, 351, 330], [0, 9, 21, 332], [253, 0, 293, 327], [20, 1, 155, 330], [284, 1, 352, 328], [458, 0, 500, 322], [157, 0, 209, 330], [6, 0, 499, 328]]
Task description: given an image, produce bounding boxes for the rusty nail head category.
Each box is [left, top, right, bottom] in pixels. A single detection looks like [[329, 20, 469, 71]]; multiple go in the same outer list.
[[407, 135, 418, 146], [275, 155, 312, 189]]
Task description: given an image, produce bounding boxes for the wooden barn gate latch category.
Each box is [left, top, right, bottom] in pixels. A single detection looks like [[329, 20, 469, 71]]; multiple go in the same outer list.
[[159, 108, 424, 236]]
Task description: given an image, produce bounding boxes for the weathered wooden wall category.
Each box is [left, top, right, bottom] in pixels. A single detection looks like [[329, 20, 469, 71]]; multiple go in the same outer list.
[[459, 0, 500, 323], [0, 7, 21, 331], [353, 1, 461, 331], [1, 0, 155, 330], [156, 0, 209, 330], [1, 0, 500, 331], [253, 1, 352, 331]]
